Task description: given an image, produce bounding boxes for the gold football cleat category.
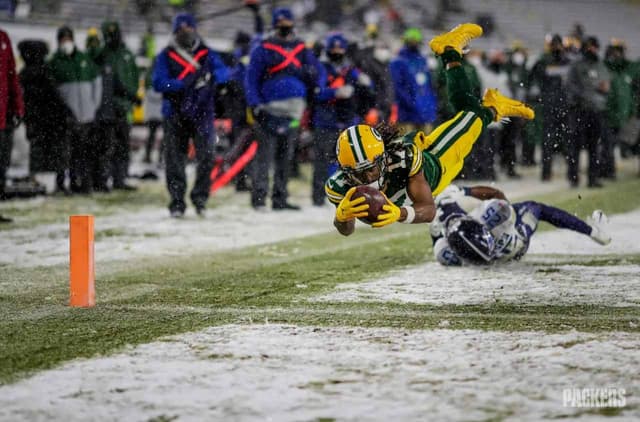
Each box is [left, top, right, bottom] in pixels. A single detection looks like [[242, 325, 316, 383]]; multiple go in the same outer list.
[[482, 88, 535, 121], [429, 23, 483, 55]]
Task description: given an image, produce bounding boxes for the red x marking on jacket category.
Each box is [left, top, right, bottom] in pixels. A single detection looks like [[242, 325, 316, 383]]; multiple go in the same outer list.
[[168, 49, 208, 80], [262, 42, 305, 74]]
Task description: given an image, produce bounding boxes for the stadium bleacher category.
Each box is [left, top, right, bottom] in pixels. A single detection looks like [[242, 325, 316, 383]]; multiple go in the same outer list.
[[3, 0, 639, 58]]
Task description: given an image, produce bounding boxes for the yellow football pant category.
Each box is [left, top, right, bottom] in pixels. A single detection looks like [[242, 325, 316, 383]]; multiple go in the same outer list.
[[414, 110, 484, 196]]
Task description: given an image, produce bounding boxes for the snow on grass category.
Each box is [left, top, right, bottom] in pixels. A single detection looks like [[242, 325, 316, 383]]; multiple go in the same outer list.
[[314, 210, 640, 306], [0, 324, 638, 421], [0, 202, 335, 268], [314, 262, 640, 307], [526, 210, 640, 256], [1, 166, 638, 420], [0, 172, 573, 269]]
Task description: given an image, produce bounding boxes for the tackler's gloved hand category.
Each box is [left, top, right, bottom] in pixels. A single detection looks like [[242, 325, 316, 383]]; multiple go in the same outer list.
[[435, 184, 464, 207], [336, 187, 369, 222], [372, 192, 401, 228]]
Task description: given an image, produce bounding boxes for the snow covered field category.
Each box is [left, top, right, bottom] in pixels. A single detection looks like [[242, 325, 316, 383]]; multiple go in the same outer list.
[[1, 170, 639, 421], [315, 209, 640, 307], [1, 325, 638, 421], [1, 200, 639, 420]]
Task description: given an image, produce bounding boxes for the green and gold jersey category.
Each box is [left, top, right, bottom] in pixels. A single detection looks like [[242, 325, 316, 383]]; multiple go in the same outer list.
[[325, 131, 442, 206]]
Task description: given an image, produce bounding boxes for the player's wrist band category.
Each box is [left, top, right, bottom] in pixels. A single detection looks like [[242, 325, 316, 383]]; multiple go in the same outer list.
[[401, 206, 416, 224]]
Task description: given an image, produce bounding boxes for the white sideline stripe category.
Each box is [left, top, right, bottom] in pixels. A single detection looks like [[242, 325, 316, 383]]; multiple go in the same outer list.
[[429, 112, 476, 155]]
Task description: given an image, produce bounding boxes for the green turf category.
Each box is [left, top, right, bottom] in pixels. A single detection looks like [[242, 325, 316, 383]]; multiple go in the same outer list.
[[1, 177, 640, 384]]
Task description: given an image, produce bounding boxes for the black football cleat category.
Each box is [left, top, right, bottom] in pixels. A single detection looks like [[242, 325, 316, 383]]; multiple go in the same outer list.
[[272, 202, 301, 211]]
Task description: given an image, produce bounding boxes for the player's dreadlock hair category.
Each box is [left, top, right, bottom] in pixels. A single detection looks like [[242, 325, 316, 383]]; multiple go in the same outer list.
[[374, 121, 403, 151]]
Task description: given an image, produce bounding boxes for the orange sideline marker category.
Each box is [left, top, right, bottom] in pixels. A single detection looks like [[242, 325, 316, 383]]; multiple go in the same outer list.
[[69, 215, 95, 307]]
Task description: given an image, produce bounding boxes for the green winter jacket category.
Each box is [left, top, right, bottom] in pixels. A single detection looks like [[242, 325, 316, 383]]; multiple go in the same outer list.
[[96, 44, 140, 113], [567, 57, 610, 112], [48, 48, 102, 124], [605, 59, 636, 128]]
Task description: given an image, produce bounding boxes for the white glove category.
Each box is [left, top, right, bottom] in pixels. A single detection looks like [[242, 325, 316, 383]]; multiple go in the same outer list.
[[194, 72, 212, 89], [335, 84, 355, 99], [357, 72, 372, 87], [435, 185, 464, 207]]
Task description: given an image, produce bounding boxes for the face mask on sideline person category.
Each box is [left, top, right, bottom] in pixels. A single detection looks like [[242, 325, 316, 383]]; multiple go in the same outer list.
[[60, 41, 74, 55], [276, 25, 293, 38], [176, 30, 197, 50]]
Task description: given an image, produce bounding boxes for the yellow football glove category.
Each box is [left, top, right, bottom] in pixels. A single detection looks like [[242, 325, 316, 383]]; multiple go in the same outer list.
[[336, 187, 369, 222], [372, 194, 401, 228]]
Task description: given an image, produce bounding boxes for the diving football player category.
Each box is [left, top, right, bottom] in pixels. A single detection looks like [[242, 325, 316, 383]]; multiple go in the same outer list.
[[326, 23, 535, 236]]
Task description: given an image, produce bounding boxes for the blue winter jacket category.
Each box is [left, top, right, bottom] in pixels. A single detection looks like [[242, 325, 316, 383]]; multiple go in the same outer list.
[[244, 36, 319, 107], [312, 61, 372, 130], [152, 41, 229, 126], [389, 47, 437, 124]]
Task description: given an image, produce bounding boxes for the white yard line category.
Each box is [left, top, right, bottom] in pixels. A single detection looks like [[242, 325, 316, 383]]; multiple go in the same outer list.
[[0, 324, 638, 421]]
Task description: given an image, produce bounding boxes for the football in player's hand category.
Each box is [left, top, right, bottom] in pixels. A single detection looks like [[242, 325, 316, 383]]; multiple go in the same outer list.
[[353, 185, 387, 225]]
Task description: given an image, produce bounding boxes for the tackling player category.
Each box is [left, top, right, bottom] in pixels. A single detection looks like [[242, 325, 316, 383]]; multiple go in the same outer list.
[[325, 23, 535, 236], [430, 185, 611, 266]]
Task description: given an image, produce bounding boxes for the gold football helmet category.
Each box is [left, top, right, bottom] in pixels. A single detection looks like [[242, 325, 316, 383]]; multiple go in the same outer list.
[[336, 125, 387, 186]]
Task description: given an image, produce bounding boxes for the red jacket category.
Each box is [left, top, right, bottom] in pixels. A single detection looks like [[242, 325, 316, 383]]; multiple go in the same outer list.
[[0, 30, 24, 130]]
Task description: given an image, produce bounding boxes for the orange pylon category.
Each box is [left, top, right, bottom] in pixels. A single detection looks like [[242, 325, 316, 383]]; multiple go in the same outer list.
[[69, 215, 95, 307]]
